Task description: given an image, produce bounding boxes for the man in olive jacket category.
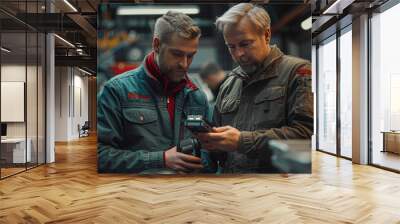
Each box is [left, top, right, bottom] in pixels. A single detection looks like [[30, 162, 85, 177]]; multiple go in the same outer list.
[[97, 11, 212, 173], [197, 3, 313, 173]]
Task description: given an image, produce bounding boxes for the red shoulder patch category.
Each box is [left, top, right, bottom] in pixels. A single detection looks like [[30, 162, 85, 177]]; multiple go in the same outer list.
[[296, 66, 312, 77], [128, 92, 151, 100]]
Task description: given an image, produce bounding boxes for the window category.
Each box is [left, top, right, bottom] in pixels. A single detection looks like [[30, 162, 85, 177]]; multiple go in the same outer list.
[[339, 27, 352, 158], [0, 1, 47, 179], [371, 2, 400, 171], [317, 35, 337, 154]]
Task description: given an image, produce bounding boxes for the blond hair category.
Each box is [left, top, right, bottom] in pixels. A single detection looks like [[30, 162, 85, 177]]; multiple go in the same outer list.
[[215, 3, 271, 33]]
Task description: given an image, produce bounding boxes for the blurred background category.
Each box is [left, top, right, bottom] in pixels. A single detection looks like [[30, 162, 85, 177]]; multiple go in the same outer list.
[[97, 3, 311, 102]]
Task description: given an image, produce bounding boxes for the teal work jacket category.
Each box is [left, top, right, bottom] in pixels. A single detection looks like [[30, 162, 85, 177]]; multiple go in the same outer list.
[[97, 61, 214, 173]]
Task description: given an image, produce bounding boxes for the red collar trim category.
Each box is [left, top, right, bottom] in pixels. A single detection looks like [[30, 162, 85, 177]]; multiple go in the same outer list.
[[186, 78, 198, 90]]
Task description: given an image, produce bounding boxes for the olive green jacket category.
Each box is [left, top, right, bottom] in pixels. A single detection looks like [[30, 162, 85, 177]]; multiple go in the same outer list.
[[213, 46, 313, 173]]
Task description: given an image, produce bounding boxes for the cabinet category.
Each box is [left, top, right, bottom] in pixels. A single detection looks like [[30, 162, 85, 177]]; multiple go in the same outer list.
[[382, 132, 400, 154], [0, 138, 32, 164]]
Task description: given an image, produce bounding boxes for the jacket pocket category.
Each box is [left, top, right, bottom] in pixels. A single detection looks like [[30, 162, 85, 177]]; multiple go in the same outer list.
[[254, 86, 285, 105], [121, 107, 160, 149], [122, 107, 158, 124], [253, 86, 286, 128]]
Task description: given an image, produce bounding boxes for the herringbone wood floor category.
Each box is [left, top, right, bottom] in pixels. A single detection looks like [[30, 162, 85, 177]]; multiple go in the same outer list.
[[1, 135, 400, 224]]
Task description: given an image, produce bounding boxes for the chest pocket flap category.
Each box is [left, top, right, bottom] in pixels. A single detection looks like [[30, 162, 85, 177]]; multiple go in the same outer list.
[[122, 107, 158, 124], [254, 86, 286, 104]]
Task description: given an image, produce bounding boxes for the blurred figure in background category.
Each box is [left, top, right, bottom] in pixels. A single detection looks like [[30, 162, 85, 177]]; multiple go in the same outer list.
[[199, 62, 226, 100]]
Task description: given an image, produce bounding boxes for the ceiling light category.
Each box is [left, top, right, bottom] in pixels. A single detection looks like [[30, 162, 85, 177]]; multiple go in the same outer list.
[[54, 34, 75, 48], [117, 6, 199, 16], [63, 0, 78, 12], [1, 47, 11, 53], [301, 17, 312, 30]]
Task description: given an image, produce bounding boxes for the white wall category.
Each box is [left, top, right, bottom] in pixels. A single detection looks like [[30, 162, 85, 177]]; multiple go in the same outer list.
[[1, 65, 37, 138], [54, 67, 89, 141], [55, 66, 69, 141], [1, 64, 26, 82], [1, 65, 26, 141]]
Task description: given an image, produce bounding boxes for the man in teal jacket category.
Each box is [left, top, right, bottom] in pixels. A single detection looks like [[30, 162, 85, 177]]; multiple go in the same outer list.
[[97, 11, 213, 173]]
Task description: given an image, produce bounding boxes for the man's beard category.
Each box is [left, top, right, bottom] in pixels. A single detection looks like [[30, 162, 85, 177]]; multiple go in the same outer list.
[[239, 63, 259, 75], [169, 70, 186, 82], [160, 64, 186, 82], [157, 54, 186, 82]]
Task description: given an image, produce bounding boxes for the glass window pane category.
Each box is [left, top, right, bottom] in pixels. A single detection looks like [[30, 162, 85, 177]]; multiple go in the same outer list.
[[318, 36, 337, 154], [1, 12, 28, 177], [27, 31, 38, 169], [312, 45, 317, 150], [371, 3, 400, 171], [340, 28, 352, 158], [1, 0, 46, 179], [38, 32, 45, 165]]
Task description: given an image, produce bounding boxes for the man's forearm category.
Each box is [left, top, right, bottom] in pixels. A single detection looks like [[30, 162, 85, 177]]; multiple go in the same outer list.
[[238, 122, 312, 158], [98, 143, 165, 173]]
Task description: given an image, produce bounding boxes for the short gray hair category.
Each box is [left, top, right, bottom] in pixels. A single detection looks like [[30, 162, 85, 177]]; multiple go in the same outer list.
[[154, 11, 201, 43], [215, 3, 271, 33]]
